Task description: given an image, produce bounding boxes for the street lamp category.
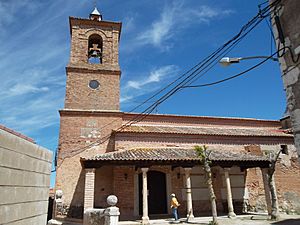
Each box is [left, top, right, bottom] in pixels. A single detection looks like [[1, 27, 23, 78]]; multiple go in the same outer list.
[[219, 56, 278, 66]]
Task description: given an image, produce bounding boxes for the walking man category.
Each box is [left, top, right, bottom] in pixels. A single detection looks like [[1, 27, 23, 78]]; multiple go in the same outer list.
[[170, 193, 180, 221]]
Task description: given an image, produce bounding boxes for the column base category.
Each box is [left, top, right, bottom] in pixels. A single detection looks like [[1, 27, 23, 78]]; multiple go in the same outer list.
[[47, 219, 62, 225], [186, 214, 194, 222], [142, 216, 150, 225], [228, 211, 236, 218]]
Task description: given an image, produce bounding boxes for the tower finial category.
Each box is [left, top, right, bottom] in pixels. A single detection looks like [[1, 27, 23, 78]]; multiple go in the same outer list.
[[89, 0, 102, 21]]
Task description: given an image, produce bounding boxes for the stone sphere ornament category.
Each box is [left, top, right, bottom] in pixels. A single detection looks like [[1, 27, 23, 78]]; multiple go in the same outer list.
[[107, 195, 118, 206], [55, 190, 63, 199]]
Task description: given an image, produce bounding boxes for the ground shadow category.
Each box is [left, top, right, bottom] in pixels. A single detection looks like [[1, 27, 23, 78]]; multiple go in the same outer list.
[[272, 219, 300, 225], [167, 218, 208, 225], [68, 169, 85, 219]]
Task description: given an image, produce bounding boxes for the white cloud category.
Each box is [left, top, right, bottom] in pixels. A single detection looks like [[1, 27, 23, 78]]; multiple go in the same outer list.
[[127, 66, 176, 89], [121, 65, 179, 103], [9, 84, 49, 96], [0, 88, 63, 135], [0, 0, 89, 139], [0, 0, 40, 30], [123, 16, 136, 32], [120, 95, 133, 103], [137, 7, 174, 47], [135, 1, 233, 49], [0, 67, 63, 99]]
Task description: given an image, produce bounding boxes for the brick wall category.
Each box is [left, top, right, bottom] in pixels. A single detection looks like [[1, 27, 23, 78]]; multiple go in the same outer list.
[[275, 158, 300, 213], [94, 166, 114, 208], [55, 16, 123, 219], [122, 113, 281, 128], [113, 166, 135, 219], [55, 111, 122, 209], [115, 133, 293, 150], [65, 17, 121, 111], [245, 145, 300, 213], [65, 69, 120, 111], [69, 19, 120, 66]]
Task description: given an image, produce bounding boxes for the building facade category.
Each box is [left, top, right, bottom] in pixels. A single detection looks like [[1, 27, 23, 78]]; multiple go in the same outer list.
[[270, 0, 300, 160], [54, 8, 300, 223]]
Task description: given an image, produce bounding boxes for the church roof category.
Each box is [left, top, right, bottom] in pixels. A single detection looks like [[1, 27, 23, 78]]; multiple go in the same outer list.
[[81, 148, 271, 168], [116, 124, 291, 137]]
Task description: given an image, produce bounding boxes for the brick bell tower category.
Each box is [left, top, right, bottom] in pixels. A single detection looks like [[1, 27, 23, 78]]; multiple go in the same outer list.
[[66, 7, 122, 110], [55, 7, 123, 218]]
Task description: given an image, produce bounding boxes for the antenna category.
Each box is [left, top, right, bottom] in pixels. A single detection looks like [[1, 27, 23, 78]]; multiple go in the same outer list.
[[94, 0, 97, 8]]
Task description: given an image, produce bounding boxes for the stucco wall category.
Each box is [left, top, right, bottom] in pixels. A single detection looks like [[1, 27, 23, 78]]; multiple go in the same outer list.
[[0, 128, 52, 225]]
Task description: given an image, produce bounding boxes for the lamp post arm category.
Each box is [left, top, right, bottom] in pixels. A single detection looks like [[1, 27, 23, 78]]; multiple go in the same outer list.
[[219, 55, 278, 66], [240, 56, 278, 61]]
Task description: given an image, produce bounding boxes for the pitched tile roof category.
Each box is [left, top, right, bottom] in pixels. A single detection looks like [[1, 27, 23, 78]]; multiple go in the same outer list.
[[116, 125, 291, 137], [82, 148, 269, 163]]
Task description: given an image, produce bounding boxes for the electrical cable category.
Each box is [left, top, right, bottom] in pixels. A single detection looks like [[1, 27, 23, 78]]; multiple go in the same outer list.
[[53, 0, 282, 172], [181, 50, 281, 89], [99, 1, 278, 144]]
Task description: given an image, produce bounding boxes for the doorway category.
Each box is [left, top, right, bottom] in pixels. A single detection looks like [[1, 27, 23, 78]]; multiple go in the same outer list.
[[139, 171, 168, 215]]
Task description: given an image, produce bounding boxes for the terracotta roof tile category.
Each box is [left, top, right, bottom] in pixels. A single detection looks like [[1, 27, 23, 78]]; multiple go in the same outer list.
[[116, 125, 291, 137], [82, 148, 269, 162]]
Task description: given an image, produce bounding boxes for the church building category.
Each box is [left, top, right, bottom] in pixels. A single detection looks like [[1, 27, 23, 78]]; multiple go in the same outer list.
[[54, 7, 300, 224]]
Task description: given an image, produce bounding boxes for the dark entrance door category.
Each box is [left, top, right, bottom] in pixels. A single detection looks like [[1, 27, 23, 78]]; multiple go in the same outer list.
[[139, 171, 167, 215]]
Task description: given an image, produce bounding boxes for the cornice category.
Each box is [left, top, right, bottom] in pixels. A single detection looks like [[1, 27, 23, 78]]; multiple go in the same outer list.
[[59, 109, 124, 117]]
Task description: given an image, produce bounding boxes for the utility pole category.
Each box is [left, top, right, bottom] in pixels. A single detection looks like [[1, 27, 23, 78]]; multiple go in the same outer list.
[[270, 0, 300, 160]]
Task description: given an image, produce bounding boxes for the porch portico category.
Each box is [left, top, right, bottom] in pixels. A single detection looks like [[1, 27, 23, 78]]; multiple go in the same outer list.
[[80, 148, 271, 223]]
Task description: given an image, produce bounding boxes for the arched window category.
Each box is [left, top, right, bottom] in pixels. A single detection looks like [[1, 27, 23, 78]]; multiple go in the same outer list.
[[88, 34, 103, 64]]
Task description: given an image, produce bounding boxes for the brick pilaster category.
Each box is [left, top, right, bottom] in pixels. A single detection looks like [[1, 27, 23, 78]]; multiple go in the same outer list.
[[84, 168, 96, 210]]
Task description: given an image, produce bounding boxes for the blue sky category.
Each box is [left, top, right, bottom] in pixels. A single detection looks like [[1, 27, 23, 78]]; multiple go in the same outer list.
[[0, 0, 286, 186]]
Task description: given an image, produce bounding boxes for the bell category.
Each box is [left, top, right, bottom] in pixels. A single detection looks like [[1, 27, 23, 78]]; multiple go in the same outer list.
[[90, 50, 99, 58]]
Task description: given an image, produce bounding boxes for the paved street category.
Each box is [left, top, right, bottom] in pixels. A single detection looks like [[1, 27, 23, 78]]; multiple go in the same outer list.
[[119, 214, 300, 225]]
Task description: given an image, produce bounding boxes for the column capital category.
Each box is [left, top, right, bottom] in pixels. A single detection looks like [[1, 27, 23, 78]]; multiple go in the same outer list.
[[184, 167, 193, 172], [141, 168, 149, 173], [85, 168, 96, 173], [224, 167, 231, 172]]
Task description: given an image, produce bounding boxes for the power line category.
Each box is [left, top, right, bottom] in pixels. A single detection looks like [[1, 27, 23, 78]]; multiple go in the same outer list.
[[53, 0, 282, 172], [181, 50, 281, 89]]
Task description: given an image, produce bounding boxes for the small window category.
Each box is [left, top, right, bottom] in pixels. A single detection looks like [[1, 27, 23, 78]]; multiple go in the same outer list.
[[89, 80, 100, 90], [281, 145, 288, 155]]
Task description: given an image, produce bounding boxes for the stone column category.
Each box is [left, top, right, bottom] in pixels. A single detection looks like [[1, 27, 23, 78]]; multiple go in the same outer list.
[[261, 168, 272, 215], [184, 168, 194, 220], [84, 168, 96, 210], [224, 168, 236, 218], [141, 168, 150, 225]]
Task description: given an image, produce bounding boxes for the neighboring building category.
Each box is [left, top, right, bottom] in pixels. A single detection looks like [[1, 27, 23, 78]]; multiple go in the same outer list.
[[270, 0, 300, 160], [53, 7, 300, 223], [0, 125, 53, 225]]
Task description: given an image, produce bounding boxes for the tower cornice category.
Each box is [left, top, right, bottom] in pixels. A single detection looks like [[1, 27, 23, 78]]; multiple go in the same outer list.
[[69, 16, 122, 39], [66, 65, 121, 76], [59, 109, 123, 117]]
